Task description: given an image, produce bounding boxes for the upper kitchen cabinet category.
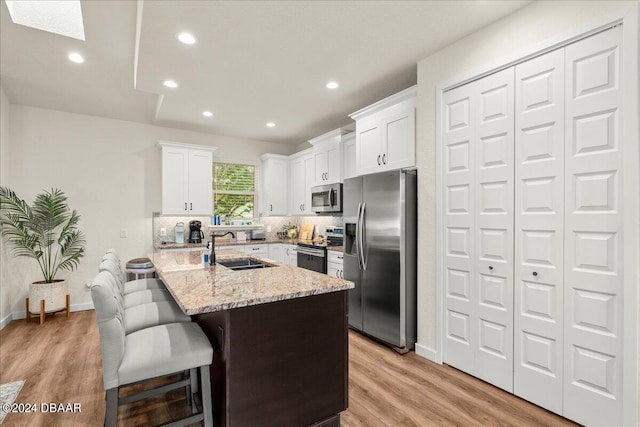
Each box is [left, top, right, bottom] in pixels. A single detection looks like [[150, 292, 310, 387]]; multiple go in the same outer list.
[[288, 148, 315, 216], [159, 141, 216, 216], [349, 86, 416, 176], [309, 129, 352, 186], [342, 132, 356, 180], [260, 153, 288, 216]]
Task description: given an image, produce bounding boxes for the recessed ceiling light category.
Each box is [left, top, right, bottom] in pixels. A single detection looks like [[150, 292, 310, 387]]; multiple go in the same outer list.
[[68, 52, 84, 64], [202, 111, 214, 118], [326, 81, 339, 89], [163, 80, 178, 88], [266, 122, 276, 128], [178, 32, 196, 45]]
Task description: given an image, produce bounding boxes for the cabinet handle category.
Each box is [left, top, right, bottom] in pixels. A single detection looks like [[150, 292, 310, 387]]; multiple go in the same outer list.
[[338, 255, 343, 260], [377, 155, 381, 166], [270, 204, 273, 212], [533, 271, 538, 277], [382, 154, 386, 165], [489, 266, 494, 271], [184, 202, 188, 211], [190, 202, 193, 211], [252, 248, 260, 251]]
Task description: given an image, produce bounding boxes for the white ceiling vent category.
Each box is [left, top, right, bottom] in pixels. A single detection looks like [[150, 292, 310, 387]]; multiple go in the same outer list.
[[5, 0, 85, 40]]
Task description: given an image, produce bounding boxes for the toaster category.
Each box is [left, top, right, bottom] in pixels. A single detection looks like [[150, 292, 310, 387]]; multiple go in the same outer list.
[[250, 229, 266, 240]]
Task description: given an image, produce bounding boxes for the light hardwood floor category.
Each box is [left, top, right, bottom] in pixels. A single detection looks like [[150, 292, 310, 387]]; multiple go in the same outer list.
[[0, 310, 578, 426]]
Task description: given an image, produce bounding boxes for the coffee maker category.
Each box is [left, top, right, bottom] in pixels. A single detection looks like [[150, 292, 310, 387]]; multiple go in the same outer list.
[[188, 220, 205, 243]]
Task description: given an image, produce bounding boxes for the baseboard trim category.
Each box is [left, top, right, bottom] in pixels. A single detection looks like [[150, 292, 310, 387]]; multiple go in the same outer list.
[[2, 302, 94, 327], [0, 313, 12, 330], [415, 342, 438, 363]]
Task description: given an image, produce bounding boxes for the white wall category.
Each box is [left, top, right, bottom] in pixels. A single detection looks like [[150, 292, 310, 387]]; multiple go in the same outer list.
[[3, 105, 295, 317], [0, 84, 11, 325], [415, 1, 637, 353]]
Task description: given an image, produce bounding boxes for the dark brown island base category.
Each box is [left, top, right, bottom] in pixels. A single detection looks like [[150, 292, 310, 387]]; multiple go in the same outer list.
[[147, 249, 354, 427]]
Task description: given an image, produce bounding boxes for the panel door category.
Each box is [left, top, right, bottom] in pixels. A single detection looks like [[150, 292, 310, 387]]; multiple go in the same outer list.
[[442, 81, 476, 373], [313, 148, 328, 186], [384, 108, 416, 171], [162, 147, 189, 215], [356, 118, 384, 176], [514, 48, 565, 413], [563, 27, 623, 426], [343, 135, 357, 180], [326, 141, 342, 184], [289, 156, 305, 215], [474, 67, 515, 392], [187, 149, 213, 215], [303, 153, 315, 214]]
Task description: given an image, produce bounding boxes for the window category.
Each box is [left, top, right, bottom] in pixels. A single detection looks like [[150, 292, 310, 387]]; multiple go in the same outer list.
[[213, 162, 255, 219]]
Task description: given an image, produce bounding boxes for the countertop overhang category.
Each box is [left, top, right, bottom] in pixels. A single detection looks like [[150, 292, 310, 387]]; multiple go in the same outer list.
[[147, 249, 354, 315]]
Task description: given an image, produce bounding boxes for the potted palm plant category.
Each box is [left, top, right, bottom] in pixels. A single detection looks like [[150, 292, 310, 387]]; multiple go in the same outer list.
[[0, 187, 86, 324]]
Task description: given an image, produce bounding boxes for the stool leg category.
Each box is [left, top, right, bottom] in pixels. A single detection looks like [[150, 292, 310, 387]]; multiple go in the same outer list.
[[66, 294, 71, 319], [105, 388, 118, 427], [201, 365, 213, 427], [190, 368, 198, 413], [26, 298, 30, 323]]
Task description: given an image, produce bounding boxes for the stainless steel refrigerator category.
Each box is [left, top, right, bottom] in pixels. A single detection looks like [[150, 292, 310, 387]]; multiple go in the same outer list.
[[343, 169, 417, 351]]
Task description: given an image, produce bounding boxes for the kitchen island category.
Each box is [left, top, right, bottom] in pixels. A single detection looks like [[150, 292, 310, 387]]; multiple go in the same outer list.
[[147, 249, 354, 427]]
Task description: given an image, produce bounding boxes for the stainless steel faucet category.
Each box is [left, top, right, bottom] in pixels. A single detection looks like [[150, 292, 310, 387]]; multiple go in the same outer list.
[[210, 231, 235, 266]]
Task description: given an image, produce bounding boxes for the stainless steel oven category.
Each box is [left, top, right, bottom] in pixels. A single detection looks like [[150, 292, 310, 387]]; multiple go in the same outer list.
[[311, 184, 342, 213], [297, 244, 327, 273]]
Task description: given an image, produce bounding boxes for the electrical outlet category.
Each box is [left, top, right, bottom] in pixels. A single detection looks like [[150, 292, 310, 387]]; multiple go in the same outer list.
[[120, 229, 128, 238], [160, 227, 167, 236]]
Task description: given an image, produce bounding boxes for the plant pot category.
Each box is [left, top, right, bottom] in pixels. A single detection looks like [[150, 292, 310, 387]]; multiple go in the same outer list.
[[28, 280, 69, 314]]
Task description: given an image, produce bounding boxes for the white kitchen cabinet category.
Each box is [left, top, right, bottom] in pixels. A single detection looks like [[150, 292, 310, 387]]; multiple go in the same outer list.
[[288, 149, 315, 215], [309, 129, 352, 185], [327, 250, 344, 279], [260, 154, 289, 216], [283, 244, 298, 266], [159, 141, 216, 215], [342, 133, 356, 181], [349, 86, 416, 176], [268, 243, 284, 263], [243, 244, 268, 257]]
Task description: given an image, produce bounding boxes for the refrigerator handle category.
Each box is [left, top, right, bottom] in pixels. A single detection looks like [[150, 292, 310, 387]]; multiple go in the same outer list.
[[360, 202, 367, 271], [355, 202, 363, 271]]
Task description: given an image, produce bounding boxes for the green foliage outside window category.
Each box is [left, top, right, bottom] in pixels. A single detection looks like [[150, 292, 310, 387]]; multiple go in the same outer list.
[[213, 163, 255, 219]]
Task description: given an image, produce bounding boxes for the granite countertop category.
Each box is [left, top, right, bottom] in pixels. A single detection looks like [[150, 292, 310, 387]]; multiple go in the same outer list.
[[147, 249, 354, 315], [154, 238, 338, 250]]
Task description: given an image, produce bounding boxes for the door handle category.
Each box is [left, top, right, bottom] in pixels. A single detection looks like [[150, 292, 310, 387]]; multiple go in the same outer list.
[[355, 203, 363, 271], [359, 203, 367, 271]]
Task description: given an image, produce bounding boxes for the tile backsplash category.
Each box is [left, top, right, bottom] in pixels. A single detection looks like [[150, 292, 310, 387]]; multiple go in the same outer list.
[[153, 213, 342, 244]]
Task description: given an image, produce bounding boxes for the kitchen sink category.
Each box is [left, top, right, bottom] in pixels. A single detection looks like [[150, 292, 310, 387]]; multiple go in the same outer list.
[[217, 258, 275, 271]]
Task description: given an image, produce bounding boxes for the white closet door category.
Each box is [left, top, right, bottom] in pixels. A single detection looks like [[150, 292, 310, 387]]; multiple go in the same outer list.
[[443, 83, 476, 373], [514, 49, 565, 413], [563, 26, 623, 426], [474, 68, 515, 392]]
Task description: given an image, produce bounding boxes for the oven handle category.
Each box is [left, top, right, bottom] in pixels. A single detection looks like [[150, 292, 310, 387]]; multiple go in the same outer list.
[[296, 246, 326, 257]]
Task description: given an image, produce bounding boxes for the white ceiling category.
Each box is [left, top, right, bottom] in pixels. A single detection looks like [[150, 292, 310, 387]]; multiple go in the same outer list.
[[0, 0, 530, 145]]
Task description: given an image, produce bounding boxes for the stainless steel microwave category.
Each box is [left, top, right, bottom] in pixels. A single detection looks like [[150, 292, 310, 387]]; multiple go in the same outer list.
[[311, 184, 342, 213]]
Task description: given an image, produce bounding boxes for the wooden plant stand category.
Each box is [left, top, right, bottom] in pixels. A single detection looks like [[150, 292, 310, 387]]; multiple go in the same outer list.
[[26, 295, 71, 325]]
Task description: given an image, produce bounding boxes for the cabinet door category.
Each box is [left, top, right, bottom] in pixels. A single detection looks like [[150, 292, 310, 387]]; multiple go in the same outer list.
[[356, 119, 384, 176], [245, 244, 267, 256], [303, 154, 315, 214], [262, 157, 288, 216], [289, 157, 306, 215], [162, 147, 189, 215], [187, 150, 213, 215], [383, 109, 415, 171], [343, 135, 357, 180], [285, 245, 298, 266], [313, 148, 327, 186], [268, 244, 284, 263], [326, 141, 342, 184], [327, 262, 341, 279]]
